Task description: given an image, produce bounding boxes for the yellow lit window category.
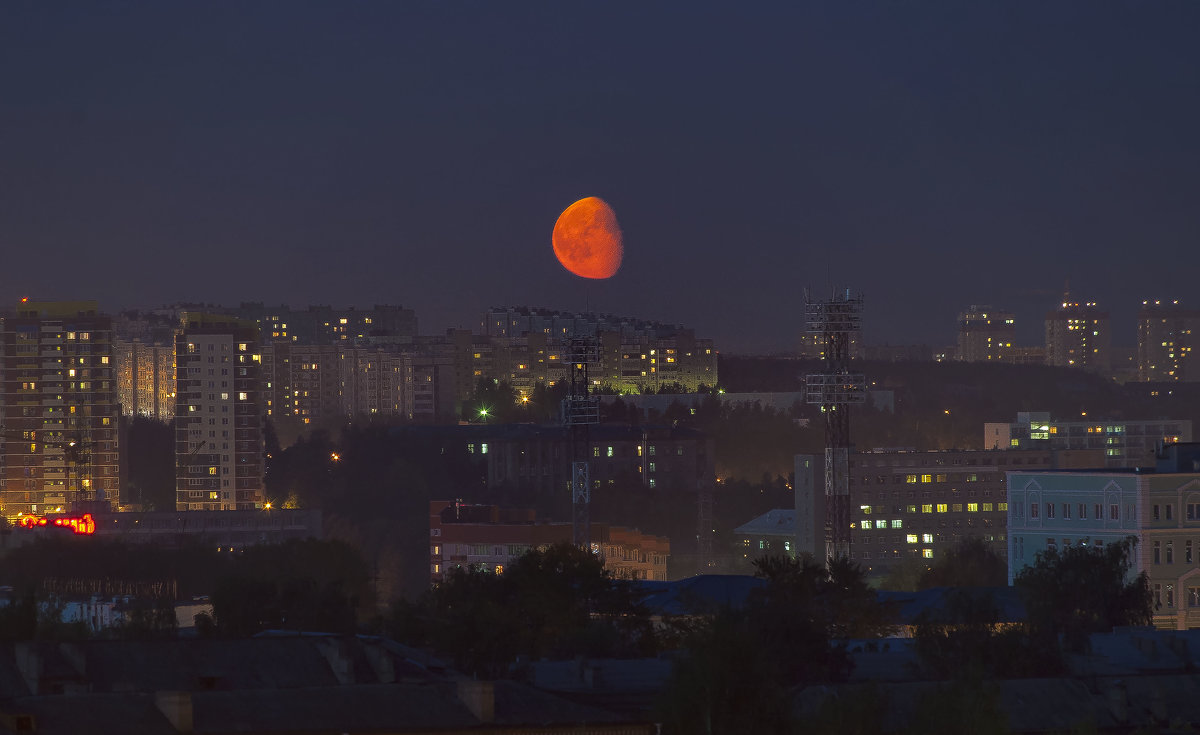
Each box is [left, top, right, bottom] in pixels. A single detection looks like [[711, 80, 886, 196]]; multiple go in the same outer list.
[[967, 503, 979, 512], [921, 474, 933, 483], [921, 504, 933, 513], [982, 503, 993, 512], [936, 504, 948, 513], [906, 534, 918, 544], [923, 549, 933, 559], [906, 474, 918, 483]]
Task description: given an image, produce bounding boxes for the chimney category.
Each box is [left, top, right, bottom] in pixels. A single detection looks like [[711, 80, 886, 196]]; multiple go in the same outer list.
[[457, 680, 494, 724], [155, 691, 193, 733]]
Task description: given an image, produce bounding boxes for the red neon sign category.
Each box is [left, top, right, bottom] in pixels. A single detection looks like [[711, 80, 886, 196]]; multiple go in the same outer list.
[[17, 513, 95, 535]]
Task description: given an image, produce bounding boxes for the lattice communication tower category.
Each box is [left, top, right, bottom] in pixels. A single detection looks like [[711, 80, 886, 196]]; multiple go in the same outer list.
[[561, 335, 600, 547], [804, 290, 866, 561]]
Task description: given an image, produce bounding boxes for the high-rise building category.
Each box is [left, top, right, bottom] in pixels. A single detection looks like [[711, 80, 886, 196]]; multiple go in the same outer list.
[[114, 339, 176, 420], [0, 301, 120, 517], [174, 314, 264, 511], [1044, 291, 1111, 374], [957, 306, 1016, 363], [1138, 300, 1200, 383]]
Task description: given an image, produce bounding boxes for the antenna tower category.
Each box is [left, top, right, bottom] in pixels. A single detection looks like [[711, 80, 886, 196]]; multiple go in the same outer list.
[[562, 334, 600, 547], [804, 289, 866, 561]]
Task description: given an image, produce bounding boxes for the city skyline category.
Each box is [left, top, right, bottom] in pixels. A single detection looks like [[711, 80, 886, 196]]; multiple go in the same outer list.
[[3, 4, 1199, 353]]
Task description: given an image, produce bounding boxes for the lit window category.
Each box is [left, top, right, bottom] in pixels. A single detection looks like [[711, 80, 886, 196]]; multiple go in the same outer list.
[[967, 503, 979, 512], [921, 504, 933, 513], [922, 549, 933, 559], [922, 533, 933, 543], [936, 504, 948, 513], [891, 520, 902, 529], [906, 534, 918, 544]]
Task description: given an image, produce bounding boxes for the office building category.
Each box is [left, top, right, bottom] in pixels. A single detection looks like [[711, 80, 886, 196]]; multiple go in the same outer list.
[[174, 314, 264, 511], [0, 301, 120, 517], [985, 412, 1191, 469]]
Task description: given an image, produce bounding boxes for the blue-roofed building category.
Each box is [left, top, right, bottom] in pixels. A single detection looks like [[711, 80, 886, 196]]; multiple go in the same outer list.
[[731, 509, 797, 569]]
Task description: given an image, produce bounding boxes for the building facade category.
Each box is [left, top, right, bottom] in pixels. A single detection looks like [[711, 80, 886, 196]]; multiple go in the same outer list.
[[174, 314, 265, 511], [984, 412, 1192, 469], [1138, 300, 1200, 383], [1044, 292, 1111, 374], [957, 306, 1016, 363], [0, 301, 120, 518], [429, 500, 670, 582], [841, 449, 1064, 578], [114, 338, 176, 420], [1008, 445, 1200, 629]]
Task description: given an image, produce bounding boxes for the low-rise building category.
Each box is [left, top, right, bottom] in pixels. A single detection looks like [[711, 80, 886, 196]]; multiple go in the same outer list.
[[429, 501, 670, 583], [1008, 443, 1200, 629], [985, 411, 1192, 468]]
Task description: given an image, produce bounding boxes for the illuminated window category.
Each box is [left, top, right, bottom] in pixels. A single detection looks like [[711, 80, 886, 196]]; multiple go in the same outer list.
[[481, 444, 488, 454], [905, 474, 918, 484], [920, 474, 932, 483], [607, 446, 614, 458], [891, 520, 902, 529], [875, 520, 887, 529], [906, 534, 918, 544], [936, 504, 948, 513], [922, 548, 933, 559], [967, 503, 979, 512], [922, 533, 933, 543], [860, 505, 872, 514], [921, 504, 933, 513]]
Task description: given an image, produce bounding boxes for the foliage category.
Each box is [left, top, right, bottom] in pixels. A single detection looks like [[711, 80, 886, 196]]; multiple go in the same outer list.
[[657, 610, 794, 735], [920, 537, 1008, 589], [109, 596, 179, 639], [1015, 536, 1151, 652], [659, 555, 890, 734], [123, 416, 176, 510], [387, 543, 655, 678], [912, 588, 1062, 680], [210, 539, 370, 637]]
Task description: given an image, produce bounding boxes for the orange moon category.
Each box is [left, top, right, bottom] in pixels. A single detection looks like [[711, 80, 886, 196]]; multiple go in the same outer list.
[[552, 197, 623, 279]]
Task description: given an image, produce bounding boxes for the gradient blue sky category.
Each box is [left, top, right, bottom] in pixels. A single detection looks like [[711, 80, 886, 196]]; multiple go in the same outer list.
[[2, 3, 1198, 352]]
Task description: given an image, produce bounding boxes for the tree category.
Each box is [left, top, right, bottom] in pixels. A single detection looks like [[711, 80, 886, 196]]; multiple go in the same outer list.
[[657, 610, 794, 735], [920, 537, 1008, 589], [389, 543, 655, 677], [1015, 536, 1151, 652]]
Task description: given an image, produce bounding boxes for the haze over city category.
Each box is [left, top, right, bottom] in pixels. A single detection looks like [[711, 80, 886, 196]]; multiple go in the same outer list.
[[4, 3, 1200, 352]]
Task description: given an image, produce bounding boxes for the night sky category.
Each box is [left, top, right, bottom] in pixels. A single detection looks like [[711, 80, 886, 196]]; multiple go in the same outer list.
[[3, 3, 1198, 353]]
